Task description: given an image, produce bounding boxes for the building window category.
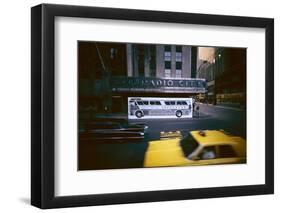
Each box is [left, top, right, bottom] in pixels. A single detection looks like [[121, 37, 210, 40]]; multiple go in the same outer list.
[[164, 51, 171, 61], [165, 69, 171, 78], [164, 45, 172, 61], [176, 46, 182, 62], [175, 60, 182, 78], [176, 69, 182, 78], [176, 62, 182, 70], [164, 45, 171, 52], [176, 46, 182, 52], [176, 52, 182, 62], [164, 52, 171, 61], [164, 45, 172, 77], [165, 61, 171, 69]]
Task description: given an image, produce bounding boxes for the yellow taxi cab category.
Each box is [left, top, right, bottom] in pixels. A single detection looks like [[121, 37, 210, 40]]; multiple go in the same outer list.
[[144, 130, 246, 168]]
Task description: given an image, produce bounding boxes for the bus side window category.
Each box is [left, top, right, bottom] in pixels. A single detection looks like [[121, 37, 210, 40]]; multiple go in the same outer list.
[[165, 101, 170, 105], [170, 101, 175, 105], [137, 101, 143, 105], [155, 101, 161, 105], [182, 101, 187, 105], [143, 101, 149, 105], [150, 101, 155, 105], [177, 101, 182, 105]]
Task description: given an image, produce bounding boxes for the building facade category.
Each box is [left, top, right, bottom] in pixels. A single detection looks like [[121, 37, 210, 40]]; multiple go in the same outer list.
[[79, 42, 205, 118], [126, 44, 192, 79], [214, 48, 246, 106], [196, 47, 246, 106]]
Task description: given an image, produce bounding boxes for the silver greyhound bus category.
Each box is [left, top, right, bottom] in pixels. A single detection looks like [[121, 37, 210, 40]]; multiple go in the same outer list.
[[128, 97, 193, 119]]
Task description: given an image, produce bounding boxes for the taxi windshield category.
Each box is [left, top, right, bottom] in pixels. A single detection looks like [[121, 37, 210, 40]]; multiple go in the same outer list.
[[180, 134, 199, 157]]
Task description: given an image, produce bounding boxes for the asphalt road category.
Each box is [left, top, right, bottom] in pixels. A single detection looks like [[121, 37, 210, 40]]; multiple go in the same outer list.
[[130, 103, 246, 140], [79, 104, 246, 170]]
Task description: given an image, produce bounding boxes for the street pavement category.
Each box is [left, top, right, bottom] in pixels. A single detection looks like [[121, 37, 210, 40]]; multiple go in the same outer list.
[[130, 103, 246, 140], [79, 103, 246, 170]]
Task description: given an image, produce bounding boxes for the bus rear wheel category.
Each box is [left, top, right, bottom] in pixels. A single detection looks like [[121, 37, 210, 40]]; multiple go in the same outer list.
[[176, 110, 183, 118], [135, 111, 143, 118]]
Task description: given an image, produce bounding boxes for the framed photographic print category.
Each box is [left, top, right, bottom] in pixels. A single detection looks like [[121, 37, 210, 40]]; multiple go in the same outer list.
[[31, 3, 274, 209]]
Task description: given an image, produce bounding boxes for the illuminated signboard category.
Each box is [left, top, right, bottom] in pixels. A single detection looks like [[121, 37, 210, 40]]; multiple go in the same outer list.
[[110, 77, 206, 93]]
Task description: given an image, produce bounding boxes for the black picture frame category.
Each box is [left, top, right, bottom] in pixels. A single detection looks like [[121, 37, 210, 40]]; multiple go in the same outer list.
[[31, 3, 274, 209]]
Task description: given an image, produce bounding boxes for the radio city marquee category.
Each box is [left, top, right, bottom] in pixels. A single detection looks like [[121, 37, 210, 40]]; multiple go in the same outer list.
[[110, 77, 206, 93]]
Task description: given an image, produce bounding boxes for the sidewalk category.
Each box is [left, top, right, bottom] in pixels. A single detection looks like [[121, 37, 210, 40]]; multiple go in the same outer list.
[[94, 113, 127, 119], [197, 102, 244, 111]]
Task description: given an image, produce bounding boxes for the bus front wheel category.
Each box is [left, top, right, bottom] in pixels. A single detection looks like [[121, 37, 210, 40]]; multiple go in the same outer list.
[[176, 110, 183, 118], [135, 111, 143, 118]]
